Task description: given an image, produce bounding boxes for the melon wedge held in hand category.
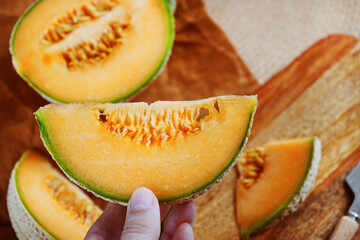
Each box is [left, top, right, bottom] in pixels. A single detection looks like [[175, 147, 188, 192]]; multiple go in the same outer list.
[[7, 150, 102, 240], [10, 0, 174, 103], [236, 137, 321, 238], [35, 95, 257, 204]]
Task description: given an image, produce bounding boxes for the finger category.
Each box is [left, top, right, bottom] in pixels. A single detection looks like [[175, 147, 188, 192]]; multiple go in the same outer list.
[[160, 205, 171, 221], [121, 187, 161, 240], [160, 201, 196, 240], [85, 202, 126, 240], [173, 223, 194, 240]]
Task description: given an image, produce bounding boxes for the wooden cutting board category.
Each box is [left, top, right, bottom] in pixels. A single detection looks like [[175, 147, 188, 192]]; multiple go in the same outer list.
[[193, 34, 360, 240]]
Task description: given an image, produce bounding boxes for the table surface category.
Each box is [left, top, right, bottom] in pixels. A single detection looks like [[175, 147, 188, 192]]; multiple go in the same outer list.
[[1, 1, 360, 240]]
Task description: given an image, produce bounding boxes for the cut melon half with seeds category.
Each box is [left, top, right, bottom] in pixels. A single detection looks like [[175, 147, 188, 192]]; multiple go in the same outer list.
[[7, 150, 103, 240], [236, 137, 321, 239], [35, 95, 257, 204], [10, 0, 174, 103]]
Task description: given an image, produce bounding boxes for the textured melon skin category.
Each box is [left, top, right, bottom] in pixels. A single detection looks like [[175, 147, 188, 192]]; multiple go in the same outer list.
[[35, 97, 257, 205], [7, 153, 54, 240], [10, 0, 175, 103], [240, 137, 322, 239]]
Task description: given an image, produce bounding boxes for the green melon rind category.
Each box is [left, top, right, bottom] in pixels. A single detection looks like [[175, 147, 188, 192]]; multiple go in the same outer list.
[[240, 137, 322, 239], [111, 0, 175, 103], [10, 0, 175, 103], [168, 0, 176, 13], [35, 96, 257, 205], [9, 0, 62, 104], [7, 151, 57, 240]]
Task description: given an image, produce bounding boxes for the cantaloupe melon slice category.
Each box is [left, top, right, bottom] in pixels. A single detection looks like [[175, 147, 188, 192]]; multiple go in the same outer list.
[[7, 150, 102, 240], [236, 137, 321, 238], [10, 0, 174, 103], [35, 95, 257, 204]]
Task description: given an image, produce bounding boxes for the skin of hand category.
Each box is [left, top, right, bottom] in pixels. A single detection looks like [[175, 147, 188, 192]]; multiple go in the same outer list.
[[85, 187, 196, 240]]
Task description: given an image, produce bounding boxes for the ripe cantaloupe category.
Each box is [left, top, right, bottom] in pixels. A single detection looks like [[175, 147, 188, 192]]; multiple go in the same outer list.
[[7, 150, 102, 240], [236, 137, 321, 238], [35, 95, 258, 204], [10, 0, 175, 103]]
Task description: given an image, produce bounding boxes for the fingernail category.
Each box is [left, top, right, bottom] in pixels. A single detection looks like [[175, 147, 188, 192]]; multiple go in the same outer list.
[[130, 187, 154, 210], [85, 235, 101, 240]]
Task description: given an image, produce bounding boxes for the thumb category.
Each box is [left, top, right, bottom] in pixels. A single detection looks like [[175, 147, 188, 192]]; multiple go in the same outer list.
[[121, 187, 160, 240]]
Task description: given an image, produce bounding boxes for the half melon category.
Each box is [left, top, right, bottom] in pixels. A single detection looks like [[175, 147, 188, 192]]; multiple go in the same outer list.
[[236, 137, 321, 238], [35, 95, 257, 204], [7, 150, 102, 240], [10, 0, 174, 103]]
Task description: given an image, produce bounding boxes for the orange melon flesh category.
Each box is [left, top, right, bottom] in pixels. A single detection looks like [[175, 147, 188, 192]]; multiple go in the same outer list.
[[11, 0, 174, 102], [35, 95, 257, 203], [12, 151, 102, 240], [236, 137, 320, 238]]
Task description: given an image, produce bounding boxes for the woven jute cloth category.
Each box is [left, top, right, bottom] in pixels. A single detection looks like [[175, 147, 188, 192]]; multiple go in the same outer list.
[[205, 0, 360, 83]]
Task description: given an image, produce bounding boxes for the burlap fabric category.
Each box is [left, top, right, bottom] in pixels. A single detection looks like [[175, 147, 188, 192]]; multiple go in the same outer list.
[[205, 0, 360, 83]]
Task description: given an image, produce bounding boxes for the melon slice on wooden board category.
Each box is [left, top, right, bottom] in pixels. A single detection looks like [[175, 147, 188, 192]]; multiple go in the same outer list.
[[10, 0, 175, 103], [236, 137, 321, 239], [7, 150, 103, 240], [35, 95, 257, 204]]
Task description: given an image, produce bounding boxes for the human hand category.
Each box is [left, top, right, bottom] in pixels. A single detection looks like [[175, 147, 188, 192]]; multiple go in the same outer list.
[[85, 187, 196, 240]]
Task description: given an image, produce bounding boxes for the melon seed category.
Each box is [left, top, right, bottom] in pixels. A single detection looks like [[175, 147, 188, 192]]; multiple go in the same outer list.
[[239, 147, 266, 188], [41, 0, 117, 44], [86, 204, 94, 213], [55, 185, 66, 197], [245, 170, 258, 178], [45, 176, 101, 226], [97, 107, 210, 146], [255, 156, 265, 166], [61, 19, 131, 69], [245, 164, 259, 172]]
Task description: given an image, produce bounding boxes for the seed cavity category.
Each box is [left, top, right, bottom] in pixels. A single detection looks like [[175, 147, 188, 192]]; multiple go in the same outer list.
[[61, 19, 131, 69], [196, 107, 209, 122], [45, 175, 101, 226], [239, 147, 266, 188], [41, 0, 117, 45], [99, 114, 107, 122], [40, 0, 132, 69], [213, 100, 220, 114], [97, 107, 210, 146]]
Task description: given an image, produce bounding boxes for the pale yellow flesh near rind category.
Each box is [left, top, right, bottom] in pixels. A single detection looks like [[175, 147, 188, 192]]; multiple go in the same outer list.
[[7, 150, 102, 240], [36, 95, 257, 204], [7, 162, 53, 240], [11, 0, 174, 103]]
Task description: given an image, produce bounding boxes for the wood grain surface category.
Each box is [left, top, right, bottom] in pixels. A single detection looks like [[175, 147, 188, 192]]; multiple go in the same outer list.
[[193, 34, 360, 239]]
